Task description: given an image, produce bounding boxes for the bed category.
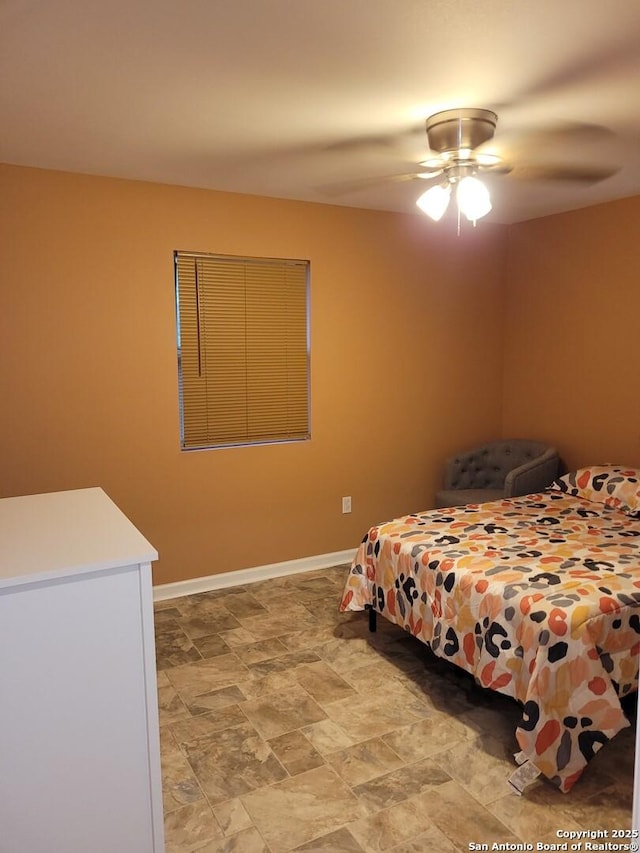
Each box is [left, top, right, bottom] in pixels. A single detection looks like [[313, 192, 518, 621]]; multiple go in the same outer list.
[[339, 466, 640, 793]]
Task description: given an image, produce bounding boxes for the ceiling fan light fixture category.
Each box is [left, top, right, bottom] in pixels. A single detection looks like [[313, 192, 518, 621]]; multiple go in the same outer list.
[[456, 175, 492, 222], [416, 174, 491, 224], [416, 183, 451, 221]]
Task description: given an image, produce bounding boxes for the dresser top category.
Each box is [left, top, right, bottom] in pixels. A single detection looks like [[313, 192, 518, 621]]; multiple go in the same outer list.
[[0, 487, 158, 589]]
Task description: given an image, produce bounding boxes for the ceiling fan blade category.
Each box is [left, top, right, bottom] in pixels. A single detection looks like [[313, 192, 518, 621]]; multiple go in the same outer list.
[[476, 120, 619, 185], [321, 123, 426, 156], [322, 134, 404, 154], [507, 163, 619, 184], [492, 32, 640, 115], [319, 170, 434, 197], [477, 121, 616, 161]]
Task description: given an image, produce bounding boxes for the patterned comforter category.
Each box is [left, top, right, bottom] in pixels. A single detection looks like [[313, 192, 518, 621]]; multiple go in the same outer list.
[[339, 491, 640, 792]]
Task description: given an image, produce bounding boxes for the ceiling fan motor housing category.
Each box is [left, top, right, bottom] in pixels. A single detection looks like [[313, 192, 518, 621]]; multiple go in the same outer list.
[[426, 108, 497, 155]]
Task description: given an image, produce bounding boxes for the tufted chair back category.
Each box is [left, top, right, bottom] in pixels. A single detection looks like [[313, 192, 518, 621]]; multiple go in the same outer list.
[[435, 439, 559, 509]]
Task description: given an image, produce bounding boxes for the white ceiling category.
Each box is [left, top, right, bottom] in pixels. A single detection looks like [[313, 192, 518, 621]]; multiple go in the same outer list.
[[2, 0, 640, 224]]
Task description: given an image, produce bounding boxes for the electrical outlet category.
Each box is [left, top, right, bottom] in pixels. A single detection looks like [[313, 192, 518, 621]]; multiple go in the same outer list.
[[342, 496, 352, 514]]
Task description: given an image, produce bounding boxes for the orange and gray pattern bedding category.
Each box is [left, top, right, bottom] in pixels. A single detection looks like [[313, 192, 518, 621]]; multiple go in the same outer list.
[[339, 491, 640, 792]]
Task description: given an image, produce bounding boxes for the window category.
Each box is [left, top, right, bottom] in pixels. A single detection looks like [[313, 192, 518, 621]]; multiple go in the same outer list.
[[175, 251, 310, 450]]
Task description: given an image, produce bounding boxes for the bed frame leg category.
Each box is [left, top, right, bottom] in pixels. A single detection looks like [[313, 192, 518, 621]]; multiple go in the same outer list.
[[365, 604, 377, 632]]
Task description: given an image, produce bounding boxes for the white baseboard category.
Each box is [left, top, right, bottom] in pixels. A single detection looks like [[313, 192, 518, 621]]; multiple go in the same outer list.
[[153, 548, 356, 602]]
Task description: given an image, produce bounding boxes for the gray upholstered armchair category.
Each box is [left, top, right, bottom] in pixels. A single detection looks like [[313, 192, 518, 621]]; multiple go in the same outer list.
[[435, 439, 560, 509]]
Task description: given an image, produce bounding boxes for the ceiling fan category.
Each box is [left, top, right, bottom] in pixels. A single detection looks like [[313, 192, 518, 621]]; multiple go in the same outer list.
[[410, 107, 618, 223], [412, 108, 508, 222], [325, 107, 619, 224]]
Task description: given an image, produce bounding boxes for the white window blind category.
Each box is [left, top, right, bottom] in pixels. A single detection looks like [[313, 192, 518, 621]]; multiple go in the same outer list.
[[175, 251, 310, 450]]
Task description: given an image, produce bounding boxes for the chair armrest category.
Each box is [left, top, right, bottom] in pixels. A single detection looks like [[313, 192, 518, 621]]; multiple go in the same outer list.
[[504, 448, 559, 498]]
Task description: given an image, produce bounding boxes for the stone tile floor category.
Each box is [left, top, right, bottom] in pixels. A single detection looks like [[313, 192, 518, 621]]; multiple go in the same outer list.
[[155, 564, 636, 852]]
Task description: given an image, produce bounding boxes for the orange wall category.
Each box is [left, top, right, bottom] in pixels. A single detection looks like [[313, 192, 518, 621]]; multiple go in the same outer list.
[[0, 164, 507, 585], [503, 195, 640, 470]]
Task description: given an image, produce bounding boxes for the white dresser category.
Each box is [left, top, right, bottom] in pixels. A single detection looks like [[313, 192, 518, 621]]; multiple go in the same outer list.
[[0, 487, 164, 853]]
